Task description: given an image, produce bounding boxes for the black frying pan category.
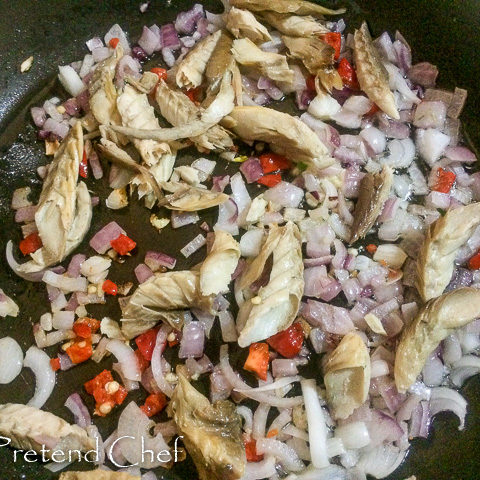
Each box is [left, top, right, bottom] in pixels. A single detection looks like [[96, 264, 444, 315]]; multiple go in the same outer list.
[[0, 1, 479, 479]]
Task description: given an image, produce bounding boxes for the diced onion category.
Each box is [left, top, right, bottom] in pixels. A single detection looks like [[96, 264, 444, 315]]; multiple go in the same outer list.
[[24, 346, 55, 408]]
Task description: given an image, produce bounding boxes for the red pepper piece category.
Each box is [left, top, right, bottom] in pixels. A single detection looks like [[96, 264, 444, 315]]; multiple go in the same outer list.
[[257, 173, 282, 188], [66, 339, 93, 364], [19, 232, 42, 256], [259, 153, 292, 174], [50, 357, 61, 372], [243, 342, 269, 381], [338, 58, 359, 89], [433, 168, 456, 194], [79, 151, 88, 178], [244, 438, 264, 462], [321, 32, 342, 60], [140, 393, 168, 417], [135, 327, 159, 362], [468, 252, 480, 270], [267, 322, 304, 358], [109, 37, 120, 49], [110, 234, 137, 256], [102, 279, 118, 296], [150, 67, 168, 81]]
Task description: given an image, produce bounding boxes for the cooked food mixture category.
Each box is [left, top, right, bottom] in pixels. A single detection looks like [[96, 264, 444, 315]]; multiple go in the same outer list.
[[1, 0, 479, 479]]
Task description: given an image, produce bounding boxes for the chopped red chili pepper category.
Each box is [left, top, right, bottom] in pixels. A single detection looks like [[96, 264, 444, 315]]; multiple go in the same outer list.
[[259, 153, 292, 174], [337, 58, 359, 90], [366, 244, 378, 254], [321, 32, 342, 60], [50, 357, 61, 372], [257, 173, 282, 188], [84, 370, 114, 394], [267, 322, 304, 358], [468, 252, 480, 270], [110, 234, 136, 256], [102, 279, 118, 296], [66, 339, 93, 364], [244, 438, 263, 462], [433, 168, 456, 194], [134, 349, 150, 373], [19, 232, 42, 256], [84, 369, 127, 416], [150, 67, 168, 81], [244, 342, 269, 381], [109, 37, 120, 49], [185, 86, 202, 103], [72, 317, 100, 338], [140, 393, 168, 417], [79, 151, 88, 178], [135, 327, 159, 361]]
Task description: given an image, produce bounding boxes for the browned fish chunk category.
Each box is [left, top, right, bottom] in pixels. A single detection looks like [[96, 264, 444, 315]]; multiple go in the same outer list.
[[169, 374, 246, 480], [230, 0, 345, 17], [416, 202, 480, 302], [283, 35, 335, 75], [354, 22, 399, 119], [395, 288, 480, 392], [349, 166, 393, 244], [261, 12, 329, 37]]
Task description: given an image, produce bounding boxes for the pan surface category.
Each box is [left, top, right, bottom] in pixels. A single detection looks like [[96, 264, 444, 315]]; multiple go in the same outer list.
[[0, 1, 479, 479]]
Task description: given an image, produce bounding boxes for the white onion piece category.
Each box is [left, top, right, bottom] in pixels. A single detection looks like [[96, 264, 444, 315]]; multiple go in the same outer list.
[[218, 311, 238, 343], [43, 270, 87, 293], [230, 172, 251, 226], [151, 325, 174, 397], [263, 181, 304, 208], [301, 378, 330, 469], [413, 101, 447, 129], [450, 355, 480, 387], [384, 62, 420, 104], [356, 445, 406, 479], [308, 93, 341, 120], [360, 127, 386, 155], [80, 256, 112, 279], [240, 229, 264, 257], [287, 464, 349, 480], [252, 403, 270, 440], [52, 310, 75, 330], [215, 199, 239, 235], [86, 424, 105, 465], [429, 386, 467, 430], [381, 138, 415, 168], [24, 346, 55, 408], [117, 401, 170, 468], [334, 422, 371, 450], [105, 339, 141, 381], [58, 65, 85, 97], [243, 455, 277, 479], [0, 337, 23, 384], [256, 438, 304, 472], [416, 128, 450, 166], [235, 376, 301, 394], [236, 405, 253, 434]]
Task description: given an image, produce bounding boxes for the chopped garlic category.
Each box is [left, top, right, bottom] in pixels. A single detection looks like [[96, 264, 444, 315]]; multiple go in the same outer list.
[[364, 313, 387, 336], [150, 214, 170, 232], [20, 56, 34, 73], [373, 244, 407, 269]]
